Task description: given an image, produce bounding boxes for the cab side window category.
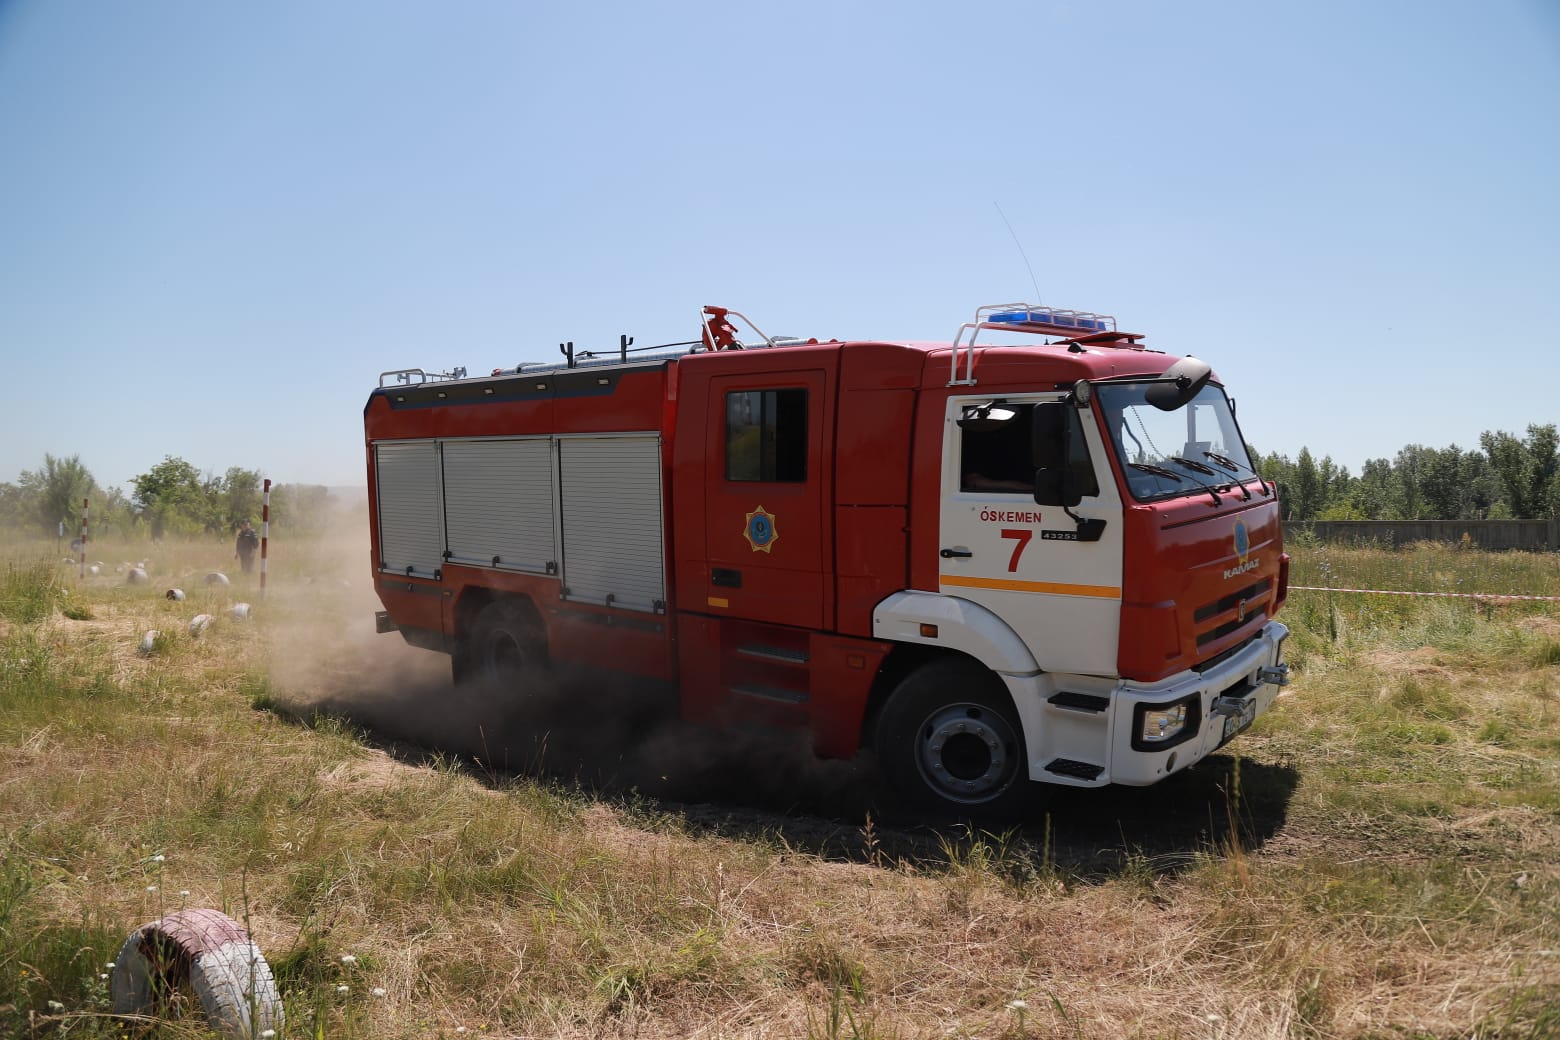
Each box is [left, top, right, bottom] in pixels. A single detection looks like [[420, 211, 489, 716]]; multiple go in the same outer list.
[[726, 389, 808, 482], [960, 403, 1099, 496]]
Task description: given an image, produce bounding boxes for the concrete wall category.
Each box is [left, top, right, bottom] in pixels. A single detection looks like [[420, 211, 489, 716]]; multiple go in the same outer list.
[[1283, 519, 1560, 551]]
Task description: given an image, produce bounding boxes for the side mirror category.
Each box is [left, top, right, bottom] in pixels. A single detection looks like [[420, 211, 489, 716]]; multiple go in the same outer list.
[[1031, 403, 1080, 507], [1033, 466, 1082, 508], [1145, 356, 1213, 411]]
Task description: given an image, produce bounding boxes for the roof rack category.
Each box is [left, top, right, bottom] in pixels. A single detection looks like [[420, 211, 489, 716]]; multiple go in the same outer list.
[[947, 303, 1124, 386], [378, 367, 469, 388], [490, 336, 704, 379]]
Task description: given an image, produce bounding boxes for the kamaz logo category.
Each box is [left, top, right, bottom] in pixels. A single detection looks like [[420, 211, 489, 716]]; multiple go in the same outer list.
[[1224, 557, 1261, 580]]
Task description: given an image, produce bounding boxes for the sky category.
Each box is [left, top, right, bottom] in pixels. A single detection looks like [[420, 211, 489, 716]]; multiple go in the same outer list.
[[1, 0, 1556, 495]]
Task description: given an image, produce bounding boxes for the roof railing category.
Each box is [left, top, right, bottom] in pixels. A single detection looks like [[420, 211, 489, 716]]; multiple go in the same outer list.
[[378, 367, 469, 388], [948, 303, 1120, 386]]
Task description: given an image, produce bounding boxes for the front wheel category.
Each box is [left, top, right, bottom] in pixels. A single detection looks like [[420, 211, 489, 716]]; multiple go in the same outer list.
[[872, 658, 1030, 819]]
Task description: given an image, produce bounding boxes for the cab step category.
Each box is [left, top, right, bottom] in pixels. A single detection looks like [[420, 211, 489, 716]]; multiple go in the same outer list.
[[1045, 758, 1104, 781]]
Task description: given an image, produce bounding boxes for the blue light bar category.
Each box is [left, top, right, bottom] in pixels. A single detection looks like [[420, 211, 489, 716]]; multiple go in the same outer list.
[[985, 308, 1113, 333]]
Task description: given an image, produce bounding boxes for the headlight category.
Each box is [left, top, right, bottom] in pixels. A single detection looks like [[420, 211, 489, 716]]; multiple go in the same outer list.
[[1141, 704, 1188, 743], [1131, 695, 1200, 752]]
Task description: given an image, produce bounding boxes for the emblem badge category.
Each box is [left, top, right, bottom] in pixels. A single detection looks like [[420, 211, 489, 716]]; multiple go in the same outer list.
[[1233, 519, 1250, 563], [1237, 598, 1246, 623], [743, 506, 779, 553]]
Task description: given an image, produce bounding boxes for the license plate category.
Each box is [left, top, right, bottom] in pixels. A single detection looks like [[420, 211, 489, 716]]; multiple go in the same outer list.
[[1221, 698, 1257, 744]]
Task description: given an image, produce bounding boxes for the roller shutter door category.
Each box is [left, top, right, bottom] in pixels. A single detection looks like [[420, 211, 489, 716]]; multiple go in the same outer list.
[[558, 435, 665, 612], [442, 438, 556, 573], [375, 441, 444, 578]]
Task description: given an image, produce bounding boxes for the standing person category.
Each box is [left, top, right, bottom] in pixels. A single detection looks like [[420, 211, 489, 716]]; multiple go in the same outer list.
[[235, 519, 260, 575]]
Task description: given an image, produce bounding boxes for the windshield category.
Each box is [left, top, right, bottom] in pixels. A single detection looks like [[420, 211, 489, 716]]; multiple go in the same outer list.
[[1094, 381, 1255, 502]]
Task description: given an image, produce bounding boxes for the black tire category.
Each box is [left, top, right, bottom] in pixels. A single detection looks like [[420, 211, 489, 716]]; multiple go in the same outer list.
[[460, 598, 546, 686], [872, 657, 1031, 819], [111, 907, 284, 1038]]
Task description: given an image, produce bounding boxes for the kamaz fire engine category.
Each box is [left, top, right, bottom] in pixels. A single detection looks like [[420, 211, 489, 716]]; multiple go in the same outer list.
[[366, 303, 1290, 814]]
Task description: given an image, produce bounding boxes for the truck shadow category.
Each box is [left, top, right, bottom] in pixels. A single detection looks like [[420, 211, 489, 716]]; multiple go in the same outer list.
[[280, 663, 1299, 884], [652, 754, 1300, 883]]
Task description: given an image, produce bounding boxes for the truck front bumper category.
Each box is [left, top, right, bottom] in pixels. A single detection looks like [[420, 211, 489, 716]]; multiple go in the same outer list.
[[1107, 620, 1290, 786]]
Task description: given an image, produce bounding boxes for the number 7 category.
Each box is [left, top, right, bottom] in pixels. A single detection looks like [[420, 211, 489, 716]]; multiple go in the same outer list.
[[1000, 528, 1033, 572]]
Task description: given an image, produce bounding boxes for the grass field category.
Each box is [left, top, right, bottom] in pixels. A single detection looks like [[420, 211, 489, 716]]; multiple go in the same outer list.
[[0, 532, 1556, 1038]]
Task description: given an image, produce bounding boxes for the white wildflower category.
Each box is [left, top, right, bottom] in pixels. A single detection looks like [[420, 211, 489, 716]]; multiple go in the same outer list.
[[47, 1000, 64, 1012], [1006, 999, 1028, 1012], [339, 954, 356, 965], [336, 984, 349, 994], [145, 885, 158, 893], [372, 987, 386, 997], [151, 854, 165, 863], [260, 1031, 276, 1039]]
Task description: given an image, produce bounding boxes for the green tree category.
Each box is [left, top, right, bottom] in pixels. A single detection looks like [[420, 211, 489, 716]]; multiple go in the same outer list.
[[1292, 448, 1321, 522], [16, 454, 101, 536], [213, 467, 263, 531], [132, 456, 208, 538], [1352, 457, 1399, 518], [1480, 424, 1559, 518]]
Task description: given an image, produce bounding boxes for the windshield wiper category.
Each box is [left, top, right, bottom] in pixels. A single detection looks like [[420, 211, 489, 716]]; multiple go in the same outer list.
[[1203, 450, 1270, 498], [1128, 462, 1183, 482], [1202, 450, 1241, 473], [1164, 458, 1223, 506], [1170, 456, 1218, 476], [1173, 454, 1248, 502]]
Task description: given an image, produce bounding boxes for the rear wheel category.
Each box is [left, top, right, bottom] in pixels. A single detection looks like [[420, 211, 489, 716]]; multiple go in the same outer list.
[[873, 658, 1030, 818], [457, 598, 546, 686]]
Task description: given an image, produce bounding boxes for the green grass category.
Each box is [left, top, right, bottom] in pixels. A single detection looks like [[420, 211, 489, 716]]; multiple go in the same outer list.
[[0, 534, 1556, 1037], [0, 559, 61, 623]]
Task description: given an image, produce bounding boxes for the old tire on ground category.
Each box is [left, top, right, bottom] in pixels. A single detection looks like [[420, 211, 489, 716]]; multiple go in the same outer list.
[[873, 657, 1030, 819], [458, 598, 546, 685], [111, 907, 284, 1038]]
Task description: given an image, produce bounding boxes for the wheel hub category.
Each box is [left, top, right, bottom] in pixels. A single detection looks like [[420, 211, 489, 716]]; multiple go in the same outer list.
[[916, 704, 1016, 803]]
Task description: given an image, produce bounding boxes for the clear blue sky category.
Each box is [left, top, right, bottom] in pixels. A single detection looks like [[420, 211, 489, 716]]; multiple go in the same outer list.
[[1, 0, 1556, 494]]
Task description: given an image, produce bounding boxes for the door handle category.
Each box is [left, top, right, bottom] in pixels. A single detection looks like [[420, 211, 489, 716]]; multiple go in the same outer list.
[[939, 548, 973, 559]]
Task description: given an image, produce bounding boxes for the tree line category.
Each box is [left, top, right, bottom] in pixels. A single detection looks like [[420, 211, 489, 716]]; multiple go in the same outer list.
[[3, 424, 1555, 538], [0, 454, 340, 540], [1253, 424, 1558, 522]]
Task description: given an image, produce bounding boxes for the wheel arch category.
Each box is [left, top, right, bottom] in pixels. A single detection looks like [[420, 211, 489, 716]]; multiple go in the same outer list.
[[862, 590, 1039, 743], [453, 586, 544, 643]]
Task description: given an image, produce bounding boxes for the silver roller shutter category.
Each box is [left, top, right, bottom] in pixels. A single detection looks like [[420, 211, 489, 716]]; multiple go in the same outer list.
[[558, 435, 665, 612], [442, 438, 556, 573], [375, 441, 445, 577]]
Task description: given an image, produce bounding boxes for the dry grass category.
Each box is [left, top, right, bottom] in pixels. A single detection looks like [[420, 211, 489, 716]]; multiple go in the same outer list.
[[1, 529, 1557, 1038]]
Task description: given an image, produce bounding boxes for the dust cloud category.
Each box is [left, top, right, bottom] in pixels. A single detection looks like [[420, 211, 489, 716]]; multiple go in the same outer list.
[[264, 509, 874, 820]]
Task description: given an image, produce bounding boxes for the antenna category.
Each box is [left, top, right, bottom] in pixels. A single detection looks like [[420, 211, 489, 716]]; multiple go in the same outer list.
[[994, 202, 1042, 306]]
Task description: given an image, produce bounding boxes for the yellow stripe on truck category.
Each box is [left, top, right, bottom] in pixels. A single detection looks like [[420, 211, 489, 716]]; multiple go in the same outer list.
[[940, 574, 1122, 599]]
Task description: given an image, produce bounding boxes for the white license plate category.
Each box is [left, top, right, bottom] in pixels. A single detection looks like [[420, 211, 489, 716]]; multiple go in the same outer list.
[[1221, 698, 1257, 744]]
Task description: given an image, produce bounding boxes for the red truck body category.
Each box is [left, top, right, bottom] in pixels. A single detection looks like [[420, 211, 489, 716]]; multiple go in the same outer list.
[[367, 304, 1290, 812]]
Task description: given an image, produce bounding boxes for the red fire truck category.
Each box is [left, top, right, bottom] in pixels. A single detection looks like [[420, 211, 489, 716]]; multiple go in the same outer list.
[[366, 303, 1290, 814]]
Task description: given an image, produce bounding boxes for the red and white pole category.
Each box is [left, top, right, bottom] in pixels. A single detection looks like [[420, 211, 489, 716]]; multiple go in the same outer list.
[[79, 498, 88, 579], [260, 479, 271, 599]]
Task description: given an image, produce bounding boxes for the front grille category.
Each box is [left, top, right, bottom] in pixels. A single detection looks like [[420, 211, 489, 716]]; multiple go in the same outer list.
[[1194, 578, 1271, 623], [1196, 610, 1267, 648], [1193, 633, 1260, 673]]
